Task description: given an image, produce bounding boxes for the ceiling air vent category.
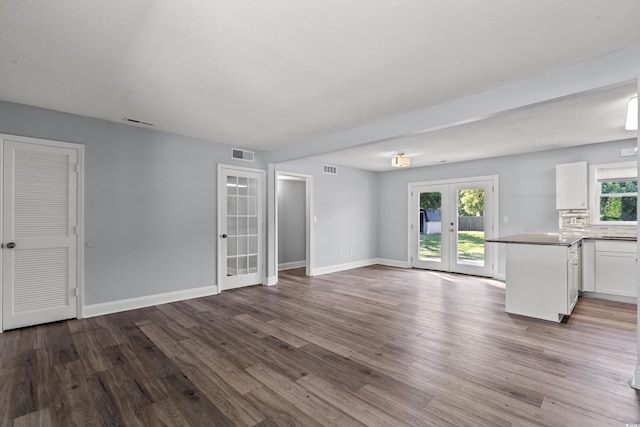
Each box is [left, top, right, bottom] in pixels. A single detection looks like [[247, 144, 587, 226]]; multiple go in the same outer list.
[[122, 117, 154, 126], [232, 148, 255, 162], [323, 164, 337, 175]]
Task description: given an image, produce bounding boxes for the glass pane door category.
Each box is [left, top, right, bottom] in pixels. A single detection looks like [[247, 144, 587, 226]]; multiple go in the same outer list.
[[449, 180, 493, 277], [455, 187, 485, 267], [419, 191, 443, 262], [412, 180, 494, 277], [226, 175, 259, 277], [413, 184, 450, 272], [219, 166, 263, 291]]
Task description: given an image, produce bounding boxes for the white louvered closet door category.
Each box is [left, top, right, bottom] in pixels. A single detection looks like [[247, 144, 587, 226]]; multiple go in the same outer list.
[[2, 138, 79, 330]]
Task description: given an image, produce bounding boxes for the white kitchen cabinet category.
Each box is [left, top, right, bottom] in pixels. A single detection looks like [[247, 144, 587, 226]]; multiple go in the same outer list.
[[595, 240, 637, 297], [505, 242, 580, 322], [556, 161, 588, 209]]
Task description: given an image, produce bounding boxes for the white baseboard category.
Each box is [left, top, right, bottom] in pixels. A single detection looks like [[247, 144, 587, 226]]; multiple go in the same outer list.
[[265, 276, 277, 286], [278, 261, 306, 271], [311, 258, 377, 276], [83, 284, 219, 318], [580, 291, 637, 305], [494, 272, 506, 281], [376, 258, 411, 268]]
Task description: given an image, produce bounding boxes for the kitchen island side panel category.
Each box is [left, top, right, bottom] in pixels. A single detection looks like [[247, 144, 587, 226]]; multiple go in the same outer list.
[[505, 244, 569, 322]]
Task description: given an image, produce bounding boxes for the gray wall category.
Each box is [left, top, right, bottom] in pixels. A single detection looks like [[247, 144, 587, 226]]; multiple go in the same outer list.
[[377, 139, 637, 275], [277, 179, 306, 266], [0, 101, 265, 305], [268, 159, 379, 277]]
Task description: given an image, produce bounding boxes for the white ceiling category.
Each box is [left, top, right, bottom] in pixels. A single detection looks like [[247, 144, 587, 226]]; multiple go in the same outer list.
[[310, 83, 638, 171], [0, 1, 639, 152]]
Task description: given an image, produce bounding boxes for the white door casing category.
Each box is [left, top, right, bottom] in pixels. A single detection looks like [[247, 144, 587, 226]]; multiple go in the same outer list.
[[218, 165, 265, 291], [1, 134, 84, 331], [410, 176, 498, 278]]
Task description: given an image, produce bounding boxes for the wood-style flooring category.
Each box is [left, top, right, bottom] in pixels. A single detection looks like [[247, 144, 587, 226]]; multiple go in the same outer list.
[[1, 265, 639, 426]]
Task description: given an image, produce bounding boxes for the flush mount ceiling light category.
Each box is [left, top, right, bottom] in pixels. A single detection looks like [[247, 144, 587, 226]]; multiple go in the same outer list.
[[626, 95, 638, 131], [391, 152, 411, 168]]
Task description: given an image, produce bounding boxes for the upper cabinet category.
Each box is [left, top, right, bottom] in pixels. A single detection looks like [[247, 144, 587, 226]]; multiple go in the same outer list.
[[556, 161, 588, 209]]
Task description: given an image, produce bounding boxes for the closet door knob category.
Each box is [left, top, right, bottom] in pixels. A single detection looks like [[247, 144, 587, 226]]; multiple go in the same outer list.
[[6, 242, 16, 249], [221, 234, 228, 239]]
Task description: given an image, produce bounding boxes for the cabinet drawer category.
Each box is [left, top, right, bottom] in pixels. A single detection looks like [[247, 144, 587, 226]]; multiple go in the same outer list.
[[595, 240, 637, 253]]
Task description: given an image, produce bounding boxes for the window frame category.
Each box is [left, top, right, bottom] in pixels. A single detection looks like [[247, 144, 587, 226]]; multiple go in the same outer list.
[[589, 161, 638, 225]]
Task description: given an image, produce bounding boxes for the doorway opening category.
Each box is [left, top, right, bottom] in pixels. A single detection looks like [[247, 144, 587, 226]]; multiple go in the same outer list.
[[275, 171, 313, 282]]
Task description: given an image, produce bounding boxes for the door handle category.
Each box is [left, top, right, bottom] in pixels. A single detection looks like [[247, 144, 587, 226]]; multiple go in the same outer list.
[[221, 234, 228, 239], [6, 242, 16, 249]]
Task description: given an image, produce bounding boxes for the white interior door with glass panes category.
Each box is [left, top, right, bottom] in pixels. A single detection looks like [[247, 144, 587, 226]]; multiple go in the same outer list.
[[218, 166, 264, 291], [412, 179, 495, 277]]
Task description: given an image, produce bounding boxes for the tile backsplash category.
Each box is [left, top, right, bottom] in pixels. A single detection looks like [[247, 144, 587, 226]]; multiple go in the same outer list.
[[559, 209, 637, 238]]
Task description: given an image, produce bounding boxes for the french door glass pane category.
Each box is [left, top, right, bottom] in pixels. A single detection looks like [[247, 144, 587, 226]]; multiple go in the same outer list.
[[227, 175, 259, 277], [418, 191, 442, 261], [456, 188, 485, 266]]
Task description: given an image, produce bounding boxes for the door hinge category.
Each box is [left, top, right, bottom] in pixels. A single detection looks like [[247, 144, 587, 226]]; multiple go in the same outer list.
[[70, 163, 78, 173], [70, 225, 78, 235], [70, 288, 78, 297]]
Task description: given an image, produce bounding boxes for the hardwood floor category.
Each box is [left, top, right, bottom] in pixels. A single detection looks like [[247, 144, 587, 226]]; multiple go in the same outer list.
[[1, 265, 639, 426]]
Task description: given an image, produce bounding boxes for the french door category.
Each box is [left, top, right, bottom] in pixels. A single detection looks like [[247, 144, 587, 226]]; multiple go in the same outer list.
[[2, 135, 83, 331], [217, 165, 265, 291], [411, 178, 495, 277]]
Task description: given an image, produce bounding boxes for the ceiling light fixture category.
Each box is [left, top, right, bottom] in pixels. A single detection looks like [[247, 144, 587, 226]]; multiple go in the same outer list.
[[626, 95, 638, 131], [391, 152, 411, 168]]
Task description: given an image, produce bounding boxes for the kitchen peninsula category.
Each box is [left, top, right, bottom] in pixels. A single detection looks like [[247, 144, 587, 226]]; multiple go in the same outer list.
[[487, 233, 582, 322], [488, 233, 638, 323]]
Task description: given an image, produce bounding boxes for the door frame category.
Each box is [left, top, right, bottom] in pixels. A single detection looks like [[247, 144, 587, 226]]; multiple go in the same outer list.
[[274, 171, 314, 283], [217, 164, 266, 291], [0, 133, 85, 332], [407, 175, 499, 278]]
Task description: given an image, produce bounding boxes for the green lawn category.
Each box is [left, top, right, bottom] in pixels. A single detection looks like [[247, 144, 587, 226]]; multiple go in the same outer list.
[[420, 231, 485, 261]]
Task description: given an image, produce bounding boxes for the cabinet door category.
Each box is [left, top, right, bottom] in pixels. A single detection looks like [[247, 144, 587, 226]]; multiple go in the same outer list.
[[595, 251, 637, 297], [556, 162, 587, 209]]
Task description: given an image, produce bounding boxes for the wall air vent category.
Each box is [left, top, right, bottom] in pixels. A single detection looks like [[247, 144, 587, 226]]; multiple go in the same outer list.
[[232, 148, 255, 162], [323, 164, 337, 175], [122, 117, 154, 126]]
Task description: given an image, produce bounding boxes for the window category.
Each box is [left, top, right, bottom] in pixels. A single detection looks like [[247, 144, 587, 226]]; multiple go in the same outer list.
[[590, 161, 637, 224]]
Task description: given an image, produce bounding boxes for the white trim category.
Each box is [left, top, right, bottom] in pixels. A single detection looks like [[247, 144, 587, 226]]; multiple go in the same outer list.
[[376, 258, 411, 268], [266, 276, 277, 286], [83, 285, 218, 318], [495, 272, 506, 281], [0, 133, 85, 331], [278, 260, 306, 271], [410, 174, 500, 188], [311, 259, 377, 276], [589, 161, 638, 226], [274, 171, 314, 284]]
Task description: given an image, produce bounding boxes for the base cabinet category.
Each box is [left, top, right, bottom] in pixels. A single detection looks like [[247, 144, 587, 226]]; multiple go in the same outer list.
[[505, 243, 579, 322], [594, 240, 637, 298]]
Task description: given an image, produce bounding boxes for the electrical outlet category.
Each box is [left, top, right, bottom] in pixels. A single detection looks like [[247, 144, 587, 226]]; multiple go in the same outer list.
[[503, 216, 509, 223]]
